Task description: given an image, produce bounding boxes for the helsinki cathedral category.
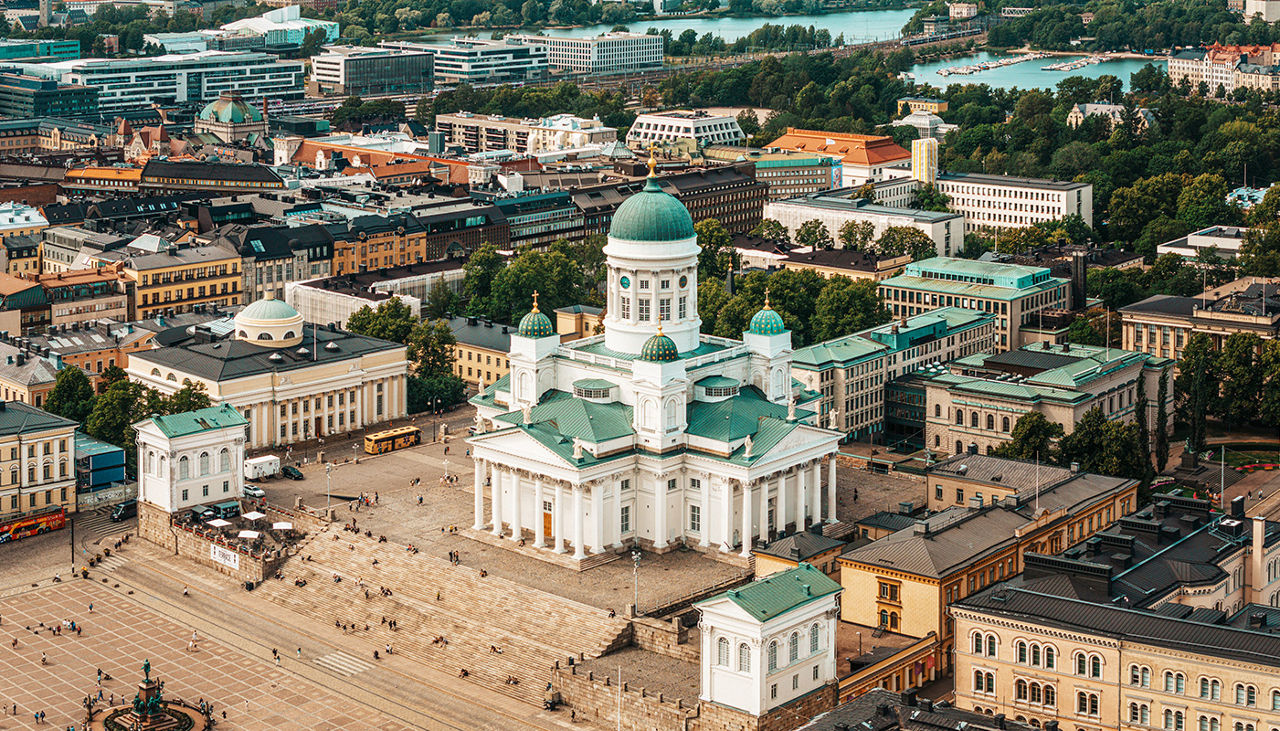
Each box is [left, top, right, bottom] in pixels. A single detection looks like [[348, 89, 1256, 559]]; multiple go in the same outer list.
[[467, 154, 841, 566]]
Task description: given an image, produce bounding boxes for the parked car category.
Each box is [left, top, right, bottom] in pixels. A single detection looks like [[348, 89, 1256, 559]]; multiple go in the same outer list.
[[110, 500, 136, 522], [281, 465, 304, 481], [242, 483, 266, 499]]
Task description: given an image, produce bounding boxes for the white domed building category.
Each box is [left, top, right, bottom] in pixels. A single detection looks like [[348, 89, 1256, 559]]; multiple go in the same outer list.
[[467, 156, 841, 565], [127, 294, 409, 449]]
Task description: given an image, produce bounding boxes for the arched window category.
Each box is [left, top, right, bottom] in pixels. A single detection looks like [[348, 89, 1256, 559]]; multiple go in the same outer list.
[[956, 409, 964, 425], [1017, 640, 1027, 663], [1075, 652, 1086, 675], [973, 633, 984, 655], [889, 612, 899, 630], [986, 634, 996, 657], [1029, 682, 1042, 704], [788, 632, 799, 662], [738, 643, 750, 672], [147, 451, 156, 475], [986, 414, 995, 430], [984, 672, 994, 693], [1090, 655, 1102, 678], [1044, 645, 1055, 669], [166, 373, 177, 381], [178, 456, 189, 480], [219, 448, 230, 472], [257, 333, 273, 340], [767, 641, 777, 672], [955, 440, 963, 454], [1002, 416, 1010, 432], [971, 411, 979, 427], [283, 331, 295, 340], [150, 368, 161, 377], [1043, 685, 1055, 707], [198, 452, 210, 476], [717, 637, 729, 666], [976, 670, 986, 693], [8, 466, 16, 485], [809, 623, 819, 654], [880, 609, 889, 627], [1271, 689, 1280, 710], [1016, 679, 1028, 701], [1030, 644, 1041, 666]]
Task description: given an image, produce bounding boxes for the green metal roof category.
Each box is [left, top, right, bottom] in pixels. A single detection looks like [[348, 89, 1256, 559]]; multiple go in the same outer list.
[[686, 386, 803, 442], [698, 563, 841, 621], [149, 404, 248, 438], [879, 274, 1065, 301], [198, 95, 263, 124], [696, 375, 738, 387], [517, 310, 555, 338], [748, 306, 787, 335], [572, 378, 615, 390], [494, 390, 634, 443], [0, 401, 74, 437], [608, 176, 696, 242], [239, 297, 299, 321], [792, 336, 888, 370], [640, 332, 680, 362]]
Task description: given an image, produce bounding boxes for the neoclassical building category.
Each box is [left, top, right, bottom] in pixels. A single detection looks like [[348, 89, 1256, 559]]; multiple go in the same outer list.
[[467, 155, 842, 565], [127, 295, 409, 449]]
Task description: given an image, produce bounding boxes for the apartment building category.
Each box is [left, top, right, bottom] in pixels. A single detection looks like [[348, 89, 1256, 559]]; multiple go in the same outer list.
[[1120, 277, 1278, 358], [952, 494, 1280, 731], [703, 147, 841, 200], [379, 38, 547, 85], [763, 190, 964, 258], [308, 46, 433, 97], [434, 112, 616, 154], [327, 202, 509, 275], [878, 258, 1069, 349], [791, 307, 995, 442], [837, 458, 1137, 681], [766, 128, 910, 186], [0, 401, 78, 519], [447, 315, 512, 390], [203, 223, 333, 304], [625, 110, 745, 148], [573, 164, 767, 236], [39, 266, 130, 328], [90, 243, 241, 320], [921, 342, 1173, 458], [779, 248, 911, 282], [0, 202, 47, 243], [506, 31, 662, 75]]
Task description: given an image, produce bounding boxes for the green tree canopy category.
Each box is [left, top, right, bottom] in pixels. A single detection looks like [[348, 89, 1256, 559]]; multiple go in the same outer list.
[[796, 220, 833, 250], [407, 318, 457, 379], [750, 219, 789, 245], [346, 298, 417, 344], [992, 412, 1064, 462], [44, 367, 95, 423], [875, 226, 936, 261], [694, 218, 739, 282], [811, 277, 892, 342]]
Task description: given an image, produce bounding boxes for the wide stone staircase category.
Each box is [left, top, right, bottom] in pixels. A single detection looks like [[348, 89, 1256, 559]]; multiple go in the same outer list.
[[255, 527, 632, 705]]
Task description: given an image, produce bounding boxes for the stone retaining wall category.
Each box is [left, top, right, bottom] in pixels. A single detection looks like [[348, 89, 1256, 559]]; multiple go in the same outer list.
[[632, 616, 698, 664], [552, 663, 696, 731], [138, 501, 275, 584], [695, 683, 837, 731]]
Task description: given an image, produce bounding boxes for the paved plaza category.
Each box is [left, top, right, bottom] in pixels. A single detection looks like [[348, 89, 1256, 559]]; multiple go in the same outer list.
[[0, 581, 417, 730]]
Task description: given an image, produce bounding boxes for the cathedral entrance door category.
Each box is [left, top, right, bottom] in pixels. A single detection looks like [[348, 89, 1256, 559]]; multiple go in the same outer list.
[[543, 502, 553, 539]]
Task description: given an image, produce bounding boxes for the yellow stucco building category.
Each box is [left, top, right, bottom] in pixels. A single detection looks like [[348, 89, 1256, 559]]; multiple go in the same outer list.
[[90, 242, 241, 320], [0, 401, 78, 519]]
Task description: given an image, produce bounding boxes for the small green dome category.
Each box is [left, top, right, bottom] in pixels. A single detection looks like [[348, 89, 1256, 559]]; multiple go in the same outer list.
[[609, 176, 695, 242], [517, 291, 555, 338], [748, 294, 787, 335], [199, 94, 263, 124], [640, 330, 679, 362], [240, 296, 300, 321]]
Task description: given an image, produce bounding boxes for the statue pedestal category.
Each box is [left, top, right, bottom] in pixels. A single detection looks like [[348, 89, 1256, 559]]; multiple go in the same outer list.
[[129, 679, 183, 731]]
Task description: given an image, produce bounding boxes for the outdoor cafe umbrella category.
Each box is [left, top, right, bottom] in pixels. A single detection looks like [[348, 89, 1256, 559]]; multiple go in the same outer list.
[[237, 530, 261, 539], [271, 521, 293, 530], [242, 510, 266, 521], [206, 518, 232, 528]]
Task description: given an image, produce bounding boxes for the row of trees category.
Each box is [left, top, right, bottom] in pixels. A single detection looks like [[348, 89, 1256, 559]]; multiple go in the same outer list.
[[344, 300, 466, 412], [751, 218, 938, 261], [1175, 333, 1280, 451]]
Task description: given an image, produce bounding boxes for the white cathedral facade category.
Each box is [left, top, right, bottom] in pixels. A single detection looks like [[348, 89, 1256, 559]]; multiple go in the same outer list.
[[467, 157, 842, 564]]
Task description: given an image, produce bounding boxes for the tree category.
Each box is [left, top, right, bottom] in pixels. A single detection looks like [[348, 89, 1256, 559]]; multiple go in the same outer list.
[[750, 219, 789, 245], [992, 412, 1063, 462], [44, 367, 95, 423], [1175, 333, 1217, 454], [99, 365, 128, 390], [875, 227, 936, 261], [298, 27, 326, 57], [1259, 340, 1280, 431], [1176, 173, 1236, 230], [1058, 407, 1147, 480], [796, 220, 833, 250], [810, 277, 891, 342], [838, 220, 875, 251], [694, 218, 738, 282], [1155, 369, 1170, 472], [408, 374, 466, 413], [423, 280, 458, 320], [166, 382, 211, 414], [345, 298, 417, 344], [462, 244, 505, 316], [1216, 332, 1263, 428], [910, 183, 951, 213], [1134, 367, 1153, 480], [483, 241, 590, 324], [407, 318, 457, 379], [736, 109, 760, 138], [86, 381, 143, 452]]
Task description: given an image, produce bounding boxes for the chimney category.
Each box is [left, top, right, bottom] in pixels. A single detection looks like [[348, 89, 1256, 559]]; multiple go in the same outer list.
[[900, 688, 917, 707], [994, 714, 1006, 729], [1231, 495, 1246, 519], [1252, 515, 1267, 603], [969, 496, 984, 510]]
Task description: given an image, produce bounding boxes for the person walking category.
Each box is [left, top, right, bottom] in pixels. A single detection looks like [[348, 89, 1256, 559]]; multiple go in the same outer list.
[[296, 647, 302, 659]]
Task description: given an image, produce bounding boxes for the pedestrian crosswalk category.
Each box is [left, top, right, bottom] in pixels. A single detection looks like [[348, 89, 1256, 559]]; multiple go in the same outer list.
[[94, 554, 128, 573], [313, 651, 374, 677]]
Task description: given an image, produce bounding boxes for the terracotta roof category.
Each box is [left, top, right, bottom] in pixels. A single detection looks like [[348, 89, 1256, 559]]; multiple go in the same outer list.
[[65, 166, 142, 181], [766, 128, 909, 166], [37, 265, 128, 287], [0, 272, 38, 296]]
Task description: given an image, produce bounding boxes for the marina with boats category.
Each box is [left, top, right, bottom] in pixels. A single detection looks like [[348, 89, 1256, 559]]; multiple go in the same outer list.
[[936, 52, 1050, 76]]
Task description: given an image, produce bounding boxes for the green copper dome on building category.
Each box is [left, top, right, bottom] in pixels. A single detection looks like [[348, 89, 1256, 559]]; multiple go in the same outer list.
[[640, 328, 679, 362], [748, 291, 787, 335], [608, 153, 696, 242], [240, 295, 300, 321], [198, 93, 264, 124], [517, 291, 555, 338]]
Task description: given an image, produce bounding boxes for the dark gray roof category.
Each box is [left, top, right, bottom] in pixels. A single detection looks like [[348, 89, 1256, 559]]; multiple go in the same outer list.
[[927, 453, 1074, 494], [142, 159, 283, 185], [129, 326, 403, 382], [800, 688, 1034, 731], [447, 316, 514, 352], [754, 530, 846, 561], [0, 400, 75, 436], [956, 584, 1280, 668], [937, 171, 1089, 191], [1119, 294, 1199, 316], [855, 511, 919, 533], [981, 348, 1084, 372]]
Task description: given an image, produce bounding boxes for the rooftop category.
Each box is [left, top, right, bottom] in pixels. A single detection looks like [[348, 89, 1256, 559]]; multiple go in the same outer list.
[[148, 404, 248, 439], [754, 529, 847, 562], [0, 400, 75, 436], [766, 128, 910, 166], [698, 563, 841, 622], [447, 315, 515, 353], [771, 191, 961, 223], [936, 170, 1089, 191]]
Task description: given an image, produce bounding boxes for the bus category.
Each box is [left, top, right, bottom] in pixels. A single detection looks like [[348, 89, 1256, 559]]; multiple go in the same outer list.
[[364, 426, 422, 455], [0, 507, 66, 544]]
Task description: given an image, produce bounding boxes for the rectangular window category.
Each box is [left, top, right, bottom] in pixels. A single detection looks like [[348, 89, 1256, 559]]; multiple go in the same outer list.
[[659, 298, 671, 321], [638, 299, 650, 322], [620, 505, 631, 533], [690, 504, 701, 532], [181, 489, 188, 501], [678, 296, 687, 319]]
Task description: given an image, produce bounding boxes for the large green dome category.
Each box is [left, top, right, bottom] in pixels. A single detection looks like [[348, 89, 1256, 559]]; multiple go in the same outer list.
[[199, 94, 263, 124], [640, 330, 679, 362], [240, 296, 299, 321], [609, 176, 696, 242]]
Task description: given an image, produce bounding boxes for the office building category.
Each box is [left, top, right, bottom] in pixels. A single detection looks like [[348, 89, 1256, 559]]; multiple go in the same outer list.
[[1156, 225, 1250, 262], [779, 248, 911, 282], [309, 46, 433, 97], [204, 223, 332, 304], [1119, 276, 1279, 357], [219, 5, 339, 47], [625, 110, 745, 148], [0, 38, 79, 62], [703, 146, 841, 200], [0, 72, 96, 117], [89, 242, 241, 320], [74, 432, 126, 502], [127, 296, 409, 448], [765, 129, 910, 186], [952, 494, 1280, 730], [837, 457, 1136, 679], [493, 191, 584, 248], [507, 31, 662, 74], [379, 38, 547, 85], [141, 30, 266, 54], [434, 112, 616, 155], [328, 203, 508, 275], [0, 400, 78, 519], [39, 266, 130, 328], [34, 51, 305, 112], [878, 258, 1071, 349], [763, 190, 964, 258], [921, 342, 1172, 458], [791, 307, 996, 442]]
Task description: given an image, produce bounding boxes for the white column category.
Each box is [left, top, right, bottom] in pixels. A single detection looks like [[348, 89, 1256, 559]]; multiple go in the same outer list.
[[654, 477, 668, 549], [698, 475, 710, 547], [592, 483, 604, 553], [614, 478, 626, 548], [472, 459, 485, 530], [490, 464, 503, 537], [778, 471, 789, 534], [797, 466, 809, 530], [534, 478, 545, 548], [810, 462, 822, 525], [553, 480, 566, 553], [572, 485, 586, 560], [827, 457, 837, 523], [719, 479, 733, 553], [740, 481, 754, 558], [760, 474, 770, 538], [509, 471, 522, 542]]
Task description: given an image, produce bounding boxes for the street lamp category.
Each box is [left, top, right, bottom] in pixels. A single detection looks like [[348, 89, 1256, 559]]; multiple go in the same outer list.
[[631, 549, 642, 615]]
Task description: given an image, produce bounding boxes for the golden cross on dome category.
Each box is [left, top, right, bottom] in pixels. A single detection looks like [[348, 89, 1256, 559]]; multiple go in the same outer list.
[[764, 288, 772, 308], [531, 290, 540, 313], [647, 143, 658, 177]]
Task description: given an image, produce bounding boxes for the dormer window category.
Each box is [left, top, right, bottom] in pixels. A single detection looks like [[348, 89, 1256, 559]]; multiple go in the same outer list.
[[705, 385, 739, 398]]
